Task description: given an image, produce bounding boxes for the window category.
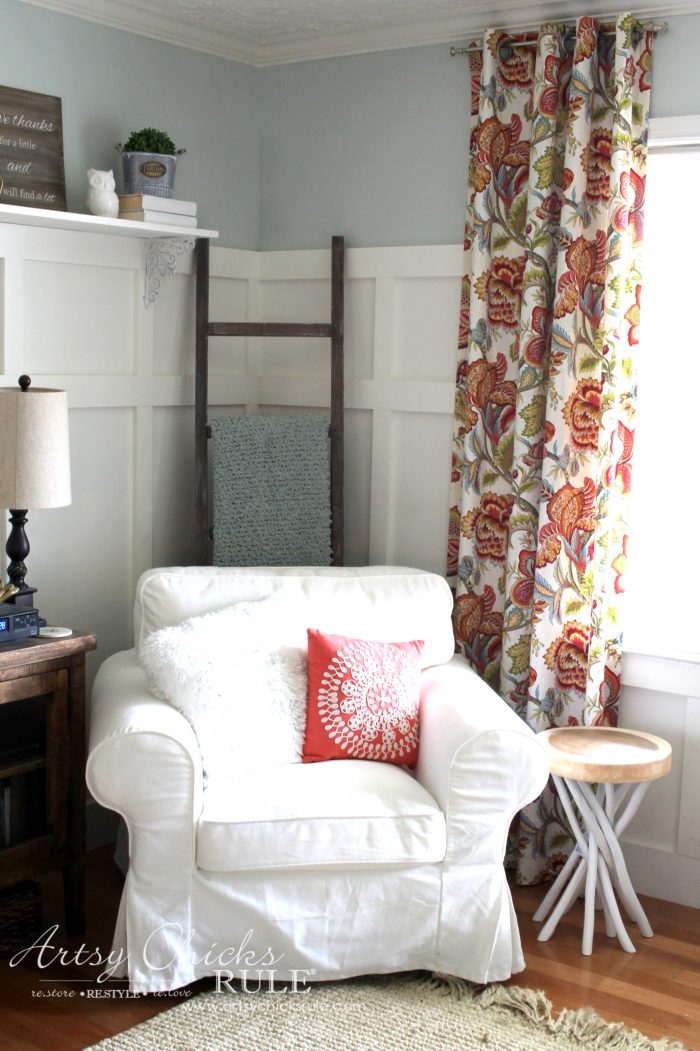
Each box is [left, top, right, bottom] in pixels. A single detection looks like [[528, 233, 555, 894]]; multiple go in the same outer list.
[[623, 129, 700, 660]]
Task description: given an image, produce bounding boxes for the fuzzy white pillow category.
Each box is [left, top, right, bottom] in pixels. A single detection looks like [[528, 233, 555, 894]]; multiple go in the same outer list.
[[138, 599, 307, 782]]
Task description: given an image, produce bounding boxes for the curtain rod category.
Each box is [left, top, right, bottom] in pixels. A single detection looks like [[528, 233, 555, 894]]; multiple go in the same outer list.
[[450, 18, 668, 56]]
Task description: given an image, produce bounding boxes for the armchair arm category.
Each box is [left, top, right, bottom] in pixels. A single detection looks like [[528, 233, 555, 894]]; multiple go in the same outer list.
[[416, 655, 549, 981], [87, 649, 204, 990], [416, 654, 548, 816], [87, 648, 203, 831]]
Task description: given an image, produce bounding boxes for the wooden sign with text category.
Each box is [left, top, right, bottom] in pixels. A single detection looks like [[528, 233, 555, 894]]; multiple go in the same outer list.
[[0, 85, 66, 210]]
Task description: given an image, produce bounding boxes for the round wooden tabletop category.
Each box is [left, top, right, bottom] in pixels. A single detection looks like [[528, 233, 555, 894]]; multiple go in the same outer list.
[[537, 726, 672, 784]]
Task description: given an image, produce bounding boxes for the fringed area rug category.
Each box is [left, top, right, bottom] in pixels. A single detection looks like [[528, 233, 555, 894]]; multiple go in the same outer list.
[[84, 973, 687, 1051]]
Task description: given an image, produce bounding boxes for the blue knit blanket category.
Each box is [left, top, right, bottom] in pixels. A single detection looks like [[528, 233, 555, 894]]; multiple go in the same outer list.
[[210, 414, 332, 566]]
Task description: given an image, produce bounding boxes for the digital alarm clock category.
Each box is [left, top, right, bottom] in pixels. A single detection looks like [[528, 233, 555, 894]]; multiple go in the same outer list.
[[0, 602, 40, 643]]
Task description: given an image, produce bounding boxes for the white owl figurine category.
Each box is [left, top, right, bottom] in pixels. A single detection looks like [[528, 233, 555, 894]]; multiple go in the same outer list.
[[86, 169, 119, 218]]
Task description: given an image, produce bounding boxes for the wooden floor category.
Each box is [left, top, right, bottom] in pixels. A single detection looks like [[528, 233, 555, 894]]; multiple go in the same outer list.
[[511, 882, 700, 1048], [0, 846, 698, 1050]]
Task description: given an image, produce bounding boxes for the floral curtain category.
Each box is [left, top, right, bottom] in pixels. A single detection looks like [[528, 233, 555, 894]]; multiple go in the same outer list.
[[448, 14, 653, 884]]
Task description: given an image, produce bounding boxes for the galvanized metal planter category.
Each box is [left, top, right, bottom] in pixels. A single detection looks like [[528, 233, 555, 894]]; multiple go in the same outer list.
[[117, 147, 185, 199]]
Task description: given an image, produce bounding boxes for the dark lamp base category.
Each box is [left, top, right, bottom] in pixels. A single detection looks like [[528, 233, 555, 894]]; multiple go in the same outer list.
[[5, 508, 32, 604], [4, 587, 38, 610]]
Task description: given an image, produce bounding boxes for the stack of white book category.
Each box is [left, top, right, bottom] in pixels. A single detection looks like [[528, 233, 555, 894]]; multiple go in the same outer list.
[[118, 195, 197, 228]]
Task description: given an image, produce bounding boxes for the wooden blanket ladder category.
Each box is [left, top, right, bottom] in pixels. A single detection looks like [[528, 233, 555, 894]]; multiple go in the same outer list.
[[194, 235, 345, 566]]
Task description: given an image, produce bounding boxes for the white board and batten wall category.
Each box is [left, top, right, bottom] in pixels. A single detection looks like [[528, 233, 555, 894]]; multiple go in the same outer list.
[[0, 219, 697, 906]]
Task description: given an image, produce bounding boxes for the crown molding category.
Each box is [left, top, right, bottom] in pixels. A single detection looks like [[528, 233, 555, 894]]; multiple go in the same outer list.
[[19, 0, 700, 67], [257, 2, 700, 66], [19, 0, 262, 64]]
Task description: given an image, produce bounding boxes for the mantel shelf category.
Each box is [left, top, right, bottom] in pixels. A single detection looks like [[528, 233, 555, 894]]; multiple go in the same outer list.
[[0, 202, 219, 305], [0, 202, 219, 240]]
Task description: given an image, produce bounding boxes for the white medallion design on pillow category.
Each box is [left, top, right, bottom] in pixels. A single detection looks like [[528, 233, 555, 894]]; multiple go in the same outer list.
[[318, 638, 420, 761]]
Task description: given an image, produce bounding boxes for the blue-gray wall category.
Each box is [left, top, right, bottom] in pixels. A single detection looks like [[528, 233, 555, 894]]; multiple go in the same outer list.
[[2, 0, 261, 247], [260, 45, 470, 250], [3, 3, 700, 250], [260, 44, 471, 250], [259, 13, 700, 249]]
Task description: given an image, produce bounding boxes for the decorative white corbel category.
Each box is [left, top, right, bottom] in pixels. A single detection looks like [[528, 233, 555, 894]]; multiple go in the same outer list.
[[144, 236, 196, 307]]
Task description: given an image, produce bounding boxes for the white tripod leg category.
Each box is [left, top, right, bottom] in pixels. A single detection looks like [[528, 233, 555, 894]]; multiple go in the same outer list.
[[582, 781, 653, 938], [533, 848, 581, 924], [582, 833, 599, 955]]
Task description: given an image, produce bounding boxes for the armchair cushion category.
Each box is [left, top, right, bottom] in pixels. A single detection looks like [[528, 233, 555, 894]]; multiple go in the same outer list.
[[303, 630, 424, 766], [196, 760, 446, 872]]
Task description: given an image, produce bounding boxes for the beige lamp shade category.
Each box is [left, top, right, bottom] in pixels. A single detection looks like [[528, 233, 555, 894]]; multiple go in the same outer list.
[[0, 386, 71, 508]]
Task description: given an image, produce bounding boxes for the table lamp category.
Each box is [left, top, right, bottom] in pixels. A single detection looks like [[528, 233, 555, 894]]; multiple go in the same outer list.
[[0, 375, 71, 609]]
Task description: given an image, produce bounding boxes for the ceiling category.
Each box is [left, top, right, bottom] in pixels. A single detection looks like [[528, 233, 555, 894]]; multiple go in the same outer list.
[[20, 0, 700, 65]]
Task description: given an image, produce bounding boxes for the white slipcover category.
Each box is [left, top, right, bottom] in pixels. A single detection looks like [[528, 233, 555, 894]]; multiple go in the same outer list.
[[198, 761, 447, 871], [87, 566, 548, 992]]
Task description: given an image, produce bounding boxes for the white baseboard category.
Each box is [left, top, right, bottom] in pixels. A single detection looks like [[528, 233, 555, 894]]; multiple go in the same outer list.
[[622, 840, 700, 909]]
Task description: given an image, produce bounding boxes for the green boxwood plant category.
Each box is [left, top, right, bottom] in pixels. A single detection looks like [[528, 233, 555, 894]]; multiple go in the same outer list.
[[122, 127, 177, 155]]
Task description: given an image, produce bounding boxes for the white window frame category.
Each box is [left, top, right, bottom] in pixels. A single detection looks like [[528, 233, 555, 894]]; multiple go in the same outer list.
[[621, 114, 700, 695], [648, 114, 700, 148]]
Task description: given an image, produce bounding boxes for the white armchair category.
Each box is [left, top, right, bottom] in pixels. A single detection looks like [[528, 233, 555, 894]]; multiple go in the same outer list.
[[87, 566, 548, 992]]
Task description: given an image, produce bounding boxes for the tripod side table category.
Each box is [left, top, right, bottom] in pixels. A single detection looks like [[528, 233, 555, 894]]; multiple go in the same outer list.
[[533, 726, 672, 956]]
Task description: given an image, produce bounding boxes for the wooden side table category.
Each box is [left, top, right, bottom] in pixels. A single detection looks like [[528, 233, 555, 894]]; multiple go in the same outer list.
[[533, 726, 672, 956], [0, 631, 96, 935]]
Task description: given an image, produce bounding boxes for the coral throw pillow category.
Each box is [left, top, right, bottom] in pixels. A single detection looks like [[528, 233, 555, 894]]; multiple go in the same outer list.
[[303, 629, 424, 767]]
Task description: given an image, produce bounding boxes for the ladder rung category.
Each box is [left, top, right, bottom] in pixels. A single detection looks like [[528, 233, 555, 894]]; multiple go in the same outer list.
[[208, 322, 332, 338]]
